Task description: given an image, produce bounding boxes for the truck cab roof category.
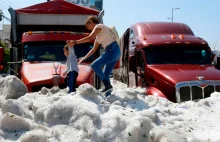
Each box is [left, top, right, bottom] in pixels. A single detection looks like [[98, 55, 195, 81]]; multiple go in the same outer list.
[[128, 22, 208, 48], [131, 22, 194, 35]]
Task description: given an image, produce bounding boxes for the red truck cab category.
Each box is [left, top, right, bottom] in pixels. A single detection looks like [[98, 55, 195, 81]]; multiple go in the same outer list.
[[0, 0, 104, 92], [115, 22, 220, 103], [21, 31, 96, 92]]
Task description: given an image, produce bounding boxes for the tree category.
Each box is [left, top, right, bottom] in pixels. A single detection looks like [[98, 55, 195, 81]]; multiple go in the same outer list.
[[0, 10, 2, 21], [0, 42, 10, 74]]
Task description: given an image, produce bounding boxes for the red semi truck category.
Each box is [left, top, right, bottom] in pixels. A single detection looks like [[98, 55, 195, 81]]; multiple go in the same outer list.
[[0, 0, 106, 91], [114, 22, 220, 103]]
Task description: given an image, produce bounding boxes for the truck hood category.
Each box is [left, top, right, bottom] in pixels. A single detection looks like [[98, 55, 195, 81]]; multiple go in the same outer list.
[[147, 64, 220, 86], [21, 62, 93, 85]]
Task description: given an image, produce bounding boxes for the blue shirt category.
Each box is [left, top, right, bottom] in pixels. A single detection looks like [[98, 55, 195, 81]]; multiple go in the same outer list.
[[66, 47, 79, 73]]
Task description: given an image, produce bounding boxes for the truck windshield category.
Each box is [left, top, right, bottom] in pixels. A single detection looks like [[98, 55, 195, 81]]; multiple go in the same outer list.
[[24, 42, 94, 62], [145, 46, 211, 65]]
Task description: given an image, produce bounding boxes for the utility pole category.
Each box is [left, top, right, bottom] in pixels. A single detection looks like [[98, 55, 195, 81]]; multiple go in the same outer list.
[[167, 8, 180, 22]]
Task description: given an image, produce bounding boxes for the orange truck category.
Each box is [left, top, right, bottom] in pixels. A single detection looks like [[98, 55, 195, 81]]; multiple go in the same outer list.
[[0, 0, 106, 92]]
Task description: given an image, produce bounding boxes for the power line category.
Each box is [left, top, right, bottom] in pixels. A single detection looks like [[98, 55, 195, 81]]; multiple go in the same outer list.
[[0, 4, 8, 10], [0, 4, 10, 19], [0, 9, 11, 22], [0, 1, 13, 21], [214, 32, 220, 49], [0, 1, 9, 9], [1, 0, 19, 9], [8, 0, 23, 8], [2, 15, 11, 22], [0, 0, 21, 10], [0, 5, 9, 15], [209, 12, 220, 20], [0, 6, 8, 13], [0, 5, 7, 11], [12, 0, 24, 8]]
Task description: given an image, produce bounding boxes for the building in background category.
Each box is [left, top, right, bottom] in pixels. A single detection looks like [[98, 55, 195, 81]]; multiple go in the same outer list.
[[65, 0, 103, 11], [0, 24, 11, 47]]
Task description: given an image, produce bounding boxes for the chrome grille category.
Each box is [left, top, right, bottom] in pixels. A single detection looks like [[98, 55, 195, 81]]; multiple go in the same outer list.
[[179, 87, 190, 102], [215, 85, 220, 92], [176, 80, 220, 103], [191, 86, 203, 100], [204, 85, 214, 98]]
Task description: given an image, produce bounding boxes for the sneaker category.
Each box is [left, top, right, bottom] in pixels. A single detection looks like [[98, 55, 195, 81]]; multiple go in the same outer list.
[[99, 85, 113, 93]]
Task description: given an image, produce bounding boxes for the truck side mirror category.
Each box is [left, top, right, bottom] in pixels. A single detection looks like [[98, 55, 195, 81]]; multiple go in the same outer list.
[[0, 47, 4, 70], [98, 10, 104, 24]]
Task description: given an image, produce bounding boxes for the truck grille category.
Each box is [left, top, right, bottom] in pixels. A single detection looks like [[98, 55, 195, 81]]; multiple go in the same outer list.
[[204, 85, 215, 98], [176, 81, 220, 103], [179, 87, 190, 101]]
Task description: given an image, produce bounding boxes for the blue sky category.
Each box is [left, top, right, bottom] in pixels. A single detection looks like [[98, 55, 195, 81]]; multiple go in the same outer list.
[[1, 0, 220, 49]]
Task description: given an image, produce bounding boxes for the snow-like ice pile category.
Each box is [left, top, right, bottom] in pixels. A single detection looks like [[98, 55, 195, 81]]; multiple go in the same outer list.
[[0, 75, 220, 142], [0, 75, 28, 103]]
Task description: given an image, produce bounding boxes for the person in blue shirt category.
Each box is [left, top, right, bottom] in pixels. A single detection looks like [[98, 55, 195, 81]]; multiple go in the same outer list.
[[63, 45, 79, 93]]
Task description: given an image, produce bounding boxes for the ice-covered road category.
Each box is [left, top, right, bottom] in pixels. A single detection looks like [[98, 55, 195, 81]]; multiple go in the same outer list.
[[0, 75, 220, 142]]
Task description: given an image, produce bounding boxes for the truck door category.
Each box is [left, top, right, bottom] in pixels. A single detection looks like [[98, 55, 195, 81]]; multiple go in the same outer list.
[[135, 49, 146, 87], [120, 29, 130, 86]]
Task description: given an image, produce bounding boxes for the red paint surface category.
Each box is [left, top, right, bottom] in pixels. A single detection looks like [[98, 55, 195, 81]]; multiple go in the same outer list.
[[147, 64, 220, 86], [22, 33, 93, 43], [130, 22, 208, 49], [21, 62, 93, 91], [120, 22, 220, 102]]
